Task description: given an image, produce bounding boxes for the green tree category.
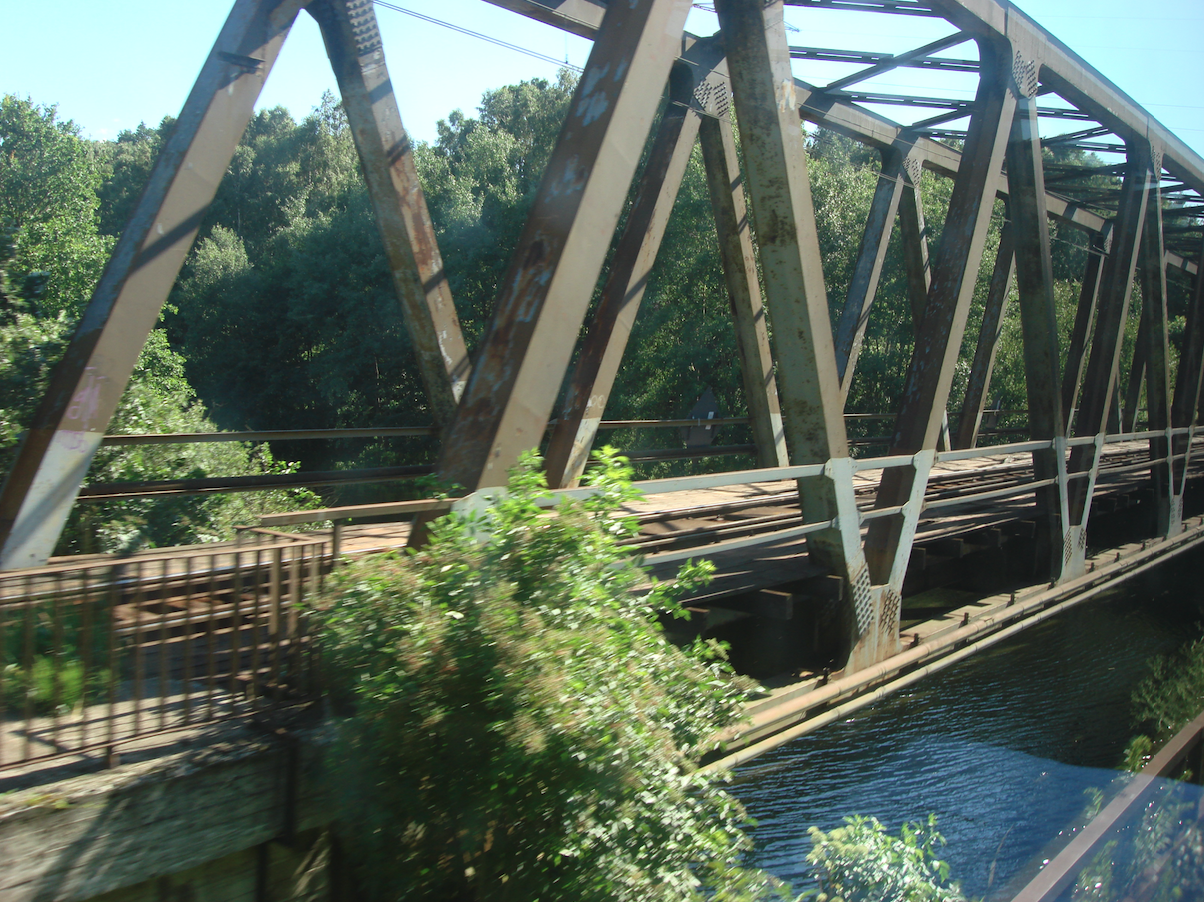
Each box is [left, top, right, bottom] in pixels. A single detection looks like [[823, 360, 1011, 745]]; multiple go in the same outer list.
[[1, 94, 317, 553]]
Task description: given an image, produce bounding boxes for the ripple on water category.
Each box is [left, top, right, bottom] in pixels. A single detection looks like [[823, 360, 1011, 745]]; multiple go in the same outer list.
[[731, 559, 1204, 898]]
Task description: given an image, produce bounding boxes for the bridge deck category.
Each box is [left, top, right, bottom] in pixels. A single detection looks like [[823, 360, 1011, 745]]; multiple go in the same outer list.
[[304, 438, 1167, 604]]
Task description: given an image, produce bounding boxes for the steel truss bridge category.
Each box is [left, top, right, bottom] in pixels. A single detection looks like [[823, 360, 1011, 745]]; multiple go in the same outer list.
[[3, 0, 1204, 772]]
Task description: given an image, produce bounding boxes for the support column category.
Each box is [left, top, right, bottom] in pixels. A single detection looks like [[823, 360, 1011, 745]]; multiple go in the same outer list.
[[1004, 89, 1067, 581], [429, 0, 691, 495], [956, 220, 1014, 450], [698, 107, 790, 470], [1061, 229, 1110, 433], [0, 0, 303, 570], [544, 64, 703, 488], [715, 0, 878, 668], [835, 149, 907, 401], [312, 0, 470, 424], [864, 40, 1017, 587], [1065, 142, 1154, 546]]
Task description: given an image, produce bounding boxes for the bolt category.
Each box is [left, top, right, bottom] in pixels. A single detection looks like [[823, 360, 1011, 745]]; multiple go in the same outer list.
[[961, 612, 969, 626], [1115, 551, 1121, 563], [1009, 591, 1016, 606]]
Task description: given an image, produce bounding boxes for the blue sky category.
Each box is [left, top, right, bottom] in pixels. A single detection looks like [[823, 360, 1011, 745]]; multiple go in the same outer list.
[[2, 0, 1202, 158]]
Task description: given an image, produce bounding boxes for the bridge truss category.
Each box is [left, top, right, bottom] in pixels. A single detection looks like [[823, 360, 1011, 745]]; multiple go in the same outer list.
[[1, 0, 1202, 673]]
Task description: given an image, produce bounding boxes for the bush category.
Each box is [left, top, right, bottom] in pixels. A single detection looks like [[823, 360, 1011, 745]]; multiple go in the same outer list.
[[804, 814, 965, 902], [314, 449, 790, 901]]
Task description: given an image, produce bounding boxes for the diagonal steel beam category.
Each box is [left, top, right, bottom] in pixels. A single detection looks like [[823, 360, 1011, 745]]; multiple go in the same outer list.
[[1121, 314, 1148, 434], [864, 38, 1016, 584], [1137, 170, 1174, 534], [897, 169, 953, 450], [312, 0, 470, 425], [1061, 228, 1110, 433], [543, 64, 704, 489], [1005, 89, 1067, 581], [715, 0, 881, 669], [0, 0, 306, 570], [1171, 233, 1204, 513], [835, 148, 908, 401], [955, 220, 1013, 450], [714, 0, 849, 472], [824, 32, 971, 92], [1066, 144, 1154, 527], [698, 105, 791, 470], [428, 0, 692, 496]]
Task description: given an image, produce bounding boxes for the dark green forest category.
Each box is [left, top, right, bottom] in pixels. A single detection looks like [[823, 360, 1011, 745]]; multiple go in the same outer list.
[[0, 73, 1191, 555]]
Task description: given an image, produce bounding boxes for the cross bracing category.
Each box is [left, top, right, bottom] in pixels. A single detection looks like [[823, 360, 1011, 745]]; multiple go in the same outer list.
[[1, 0, 1202, 677]]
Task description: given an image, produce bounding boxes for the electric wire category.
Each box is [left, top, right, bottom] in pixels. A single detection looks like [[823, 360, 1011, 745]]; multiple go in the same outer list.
[[372, 1, 583, 72]]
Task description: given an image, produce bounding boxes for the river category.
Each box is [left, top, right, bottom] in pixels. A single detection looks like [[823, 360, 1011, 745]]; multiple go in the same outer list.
[[731, 549, 1204, 898]]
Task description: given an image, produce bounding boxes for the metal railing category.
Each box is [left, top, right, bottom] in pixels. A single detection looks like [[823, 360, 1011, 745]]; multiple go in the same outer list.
[[0, 536, 327, 772]]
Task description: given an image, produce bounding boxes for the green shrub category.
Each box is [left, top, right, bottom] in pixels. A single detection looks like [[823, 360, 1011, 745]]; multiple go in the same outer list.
[[314, 449, 790, 901], [804, 814, 965, 902]]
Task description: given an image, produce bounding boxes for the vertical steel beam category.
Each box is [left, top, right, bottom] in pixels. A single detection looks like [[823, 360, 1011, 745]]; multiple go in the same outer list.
[[429, 0, 691, 495], [1137, 168, 1173, 534], [312, 0, 470, 424], [1004, 91, 1067, 580], [715, 0, 879, 668], [956, 220, 1013, 450], [0, 0, 304, 570], [544, 66, 703, 489], [1061, 229, 1110, 433], [698, 108, 790, 470], [1066, 144, 1153, 530], [835, 149, 907, 401], [865, 40, 1017, 584]]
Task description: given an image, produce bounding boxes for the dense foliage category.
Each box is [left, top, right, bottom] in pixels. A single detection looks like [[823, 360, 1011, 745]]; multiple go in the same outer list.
[[0, 95, 316, 553], [313, 451, 795, 901]]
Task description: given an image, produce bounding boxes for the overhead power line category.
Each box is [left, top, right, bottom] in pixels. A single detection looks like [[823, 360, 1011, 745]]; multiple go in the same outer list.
[[372, 1, 583, 72]]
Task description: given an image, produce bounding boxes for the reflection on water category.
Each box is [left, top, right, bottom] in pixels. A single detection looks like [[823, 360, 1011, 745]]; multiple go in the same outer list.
[[730, 556, 1204, 899]]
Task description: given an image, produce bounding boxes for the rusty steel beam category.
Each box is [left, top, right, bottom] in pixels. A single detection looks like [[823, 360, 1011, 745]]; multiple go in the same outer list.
[[955, 220, 1013, 450], [429, 0, 691, 496], [1061, 229, 1109, 433], [865, 39, 1016, 583], [312, 0, 470, 424], [1066, 145, 1154, 526], [714, 0, 848, 472], [716, 0, 881, 669], [544, 63, 703, 489], [698, 105, 790, 470], [0, 0, 305, 570], [835, 149, 908, 400], [1005, 90, 1067, 579]]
